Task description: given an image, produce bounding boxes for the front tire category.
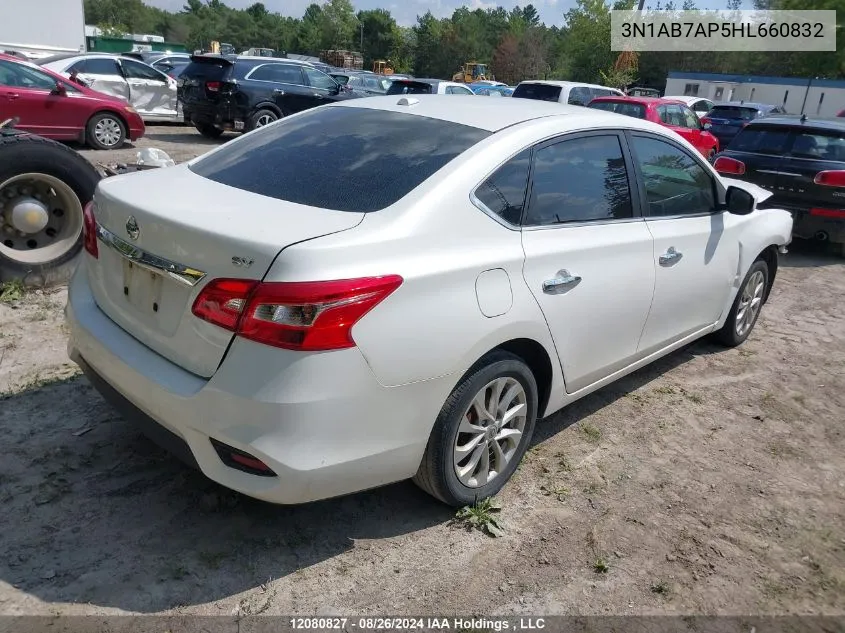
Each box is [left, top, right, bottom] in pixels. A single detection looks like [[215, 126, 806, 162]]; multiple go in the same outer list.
[[413, 351, 538, 506], [715, 259, 769, 347], [86, 112, 126, 150]]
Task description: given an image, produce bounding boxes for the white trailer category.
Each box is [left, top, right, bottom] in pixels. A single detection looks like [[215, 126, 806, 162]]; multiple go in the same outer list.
[[0, 0, 86, 59]]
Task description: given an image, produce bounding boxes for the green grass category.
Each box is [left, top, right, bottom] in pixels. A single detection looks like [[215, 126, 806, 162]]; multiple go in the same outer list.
[[454, 498, 505, 537], [593, 557, 609, 573], [580, 423, 602, 443], [0, 279, 25, 304], [651, 580, 670, 595]]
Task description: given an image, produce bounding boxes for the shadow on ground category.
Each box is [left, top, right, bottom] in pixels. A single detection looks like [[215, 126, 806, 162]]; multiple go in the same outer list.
[[779, 239, 843, 268], [0, 332, 733, 612]]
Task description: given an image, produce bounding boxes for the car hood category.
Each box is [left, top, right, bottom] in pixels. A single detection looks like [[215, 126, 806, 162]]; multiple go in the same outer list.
[[720, 177, 774, 204]]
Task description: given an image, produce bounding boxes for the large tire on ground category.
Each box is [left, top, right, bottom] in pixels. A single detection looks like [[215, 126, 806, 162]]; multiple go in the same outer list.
[[413, 350, 539, 506], [0, 132, 100, 286], [195, 123, 224, 139], [246, 109, 278, 132], [86, 112, 126, 150], [714, 259, 770, 347]]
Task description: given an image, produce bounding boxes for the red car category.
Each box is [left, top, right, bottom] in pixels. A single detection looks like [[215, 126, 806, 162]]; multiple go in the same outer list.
[[0, 53, 145, 149], [588, 96, 720, 159]]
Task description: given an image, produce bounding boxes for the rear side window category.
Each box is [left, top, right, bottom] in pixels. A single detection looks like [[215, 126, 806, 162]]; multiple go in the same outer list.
[[386, 81, 433, 95], [474, 150, 531, 225], [525, 135, 633, 225], [191, 107, 490, 212], [588, 100, 646, 119], [790, 131, 845, 161], [74, 58, 121, 76], [513, 83, 562, 103], [729, 127, 791, 154], [568, 86, 592, 105], [710, 106, 757, 121]]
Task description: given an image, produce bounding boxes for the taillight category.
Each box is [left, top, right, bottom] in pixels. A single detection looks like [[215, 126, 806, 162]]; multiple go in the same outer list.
[[810, 208, 845, 219], [191, 278, 258, 330], [192, 275, 403, 351], [713, 156, 746, 175], [700, 117, 711, 126], [206, 81, 221, 92], [813, 170, 845, 187], [82, 201, 98, 258]]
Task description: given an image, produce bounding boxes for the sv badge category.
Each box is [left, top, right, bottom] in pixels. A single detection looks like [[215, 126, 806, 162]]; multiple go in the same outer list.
[[232, 256, 254, 268]]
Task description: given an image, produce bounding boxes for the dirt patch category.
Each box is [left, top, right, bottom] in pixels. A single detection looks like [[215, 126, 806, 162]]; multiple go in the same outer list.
[[0, 242, 843, 616]]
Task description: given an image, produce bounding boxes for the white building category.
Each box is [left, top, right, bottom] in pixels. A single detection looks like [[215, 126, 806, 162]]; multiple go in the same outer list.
[[665, 71, 845, 117]]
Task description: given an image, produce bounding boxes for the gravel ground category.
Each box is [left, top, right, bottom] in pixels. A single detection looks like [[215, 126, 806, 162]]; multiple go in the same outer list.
[[0, 125, 843, 618]]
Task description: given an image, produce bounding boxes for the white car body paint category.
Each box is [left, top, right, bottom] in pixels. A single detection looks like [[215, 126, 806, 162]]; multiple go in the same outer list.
[[66, 96, 793, 504]]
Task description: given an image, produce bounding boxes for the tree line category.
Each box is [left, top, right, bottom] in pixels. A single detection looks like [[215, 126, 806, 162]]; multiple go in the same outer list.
[[84, 0, 844, 88]]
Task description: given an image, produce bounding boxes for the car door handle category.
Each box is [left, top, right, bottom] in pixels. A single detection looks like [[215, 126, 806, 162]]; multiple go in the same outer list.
[[659, 247, 683, 266], [6, 93, 20, 100], [542, 270, 582, 294], [313, 93, 324, 98], [272, 88, 285, 95]]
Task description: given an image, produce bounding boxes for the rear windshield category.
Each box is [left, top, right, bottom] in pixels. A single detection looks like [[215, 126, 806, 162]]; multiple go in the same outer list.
[[190, 107, 490, 212], [513, 83, 562, 103], [729, 126, 791, 154], [790, 130, 845, 161], [386, 81, 433, 95], [588, 100, 646, 119], [709, 106, 758, 121], [181, 57, 232, 81]]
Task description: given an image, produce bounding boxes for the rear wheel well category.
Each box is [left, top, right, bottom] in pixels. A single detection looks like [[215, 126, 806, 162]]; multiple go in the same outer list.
[[757, 245, 779, 302], [252, 102, 282, 118], [492, 338, 553, 419]]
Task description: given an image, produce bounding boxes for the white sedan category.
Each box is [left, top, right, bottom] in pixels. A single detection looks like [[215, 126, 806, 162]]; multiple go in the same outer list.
[[65, 97, 792, 507]]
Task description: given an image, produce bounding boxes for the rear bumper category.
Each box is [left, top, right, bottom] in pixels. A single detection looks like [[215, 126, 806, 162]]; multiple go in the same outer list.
[[182, 102, 246, 130], [785, 207, 845, 243], [65, 261, 450, 504]]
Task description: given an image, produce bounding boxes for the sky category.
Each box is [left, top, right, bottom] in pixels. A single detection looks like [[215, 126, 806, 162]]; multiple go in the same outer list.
[[143, 0, 751, 28]]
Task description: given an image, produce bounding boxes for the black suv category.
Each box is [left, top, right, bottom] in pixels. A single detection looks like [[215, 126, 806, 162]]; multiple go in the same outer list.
[[178, 55, 359, 137], [713, 116, 845, 254]]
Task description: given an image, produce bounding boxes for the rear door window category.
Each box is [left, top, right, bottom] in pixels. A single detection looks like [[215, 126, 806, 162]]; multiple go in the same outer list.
[[729, 127, 791, 155], [74, 58, 122, 76], [513, 83, 561, 103], [190, 106, 490, 212], [567, 86, 591, 105], [248, 63, 304, 85], [524, 135, 633, 225]]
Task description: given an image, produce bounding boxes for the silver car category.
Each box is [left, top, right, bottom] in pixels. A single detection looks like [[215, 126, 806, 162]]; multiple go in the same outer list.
[[39, 54, 179, 123]]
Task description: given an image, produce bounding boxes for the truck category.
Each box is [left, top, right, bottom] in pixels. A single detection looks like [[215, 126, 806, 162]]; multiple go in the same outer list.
[[0, 0, 85, 60]]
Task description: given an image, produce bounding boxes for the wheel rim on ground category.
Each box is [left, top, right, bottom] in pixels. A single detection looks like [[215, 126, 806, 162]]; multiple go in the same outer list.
[[256, 113, 276, 127], [93, 117, 123, 147], [453, 376, 527, 488], [735, 269, 765, 337], [0, 173, 84, 266]]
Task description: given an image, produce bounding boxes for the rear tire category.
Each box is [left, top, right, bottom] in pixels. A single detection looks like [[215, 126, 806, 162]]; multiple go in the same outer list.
[[413, 351, 538, 506], [195, 123, 224, 139], [246, 109, 278, 132], [0, 133, 99, 286], [714, 259, 769, 347], [86, 112, 126, 150]]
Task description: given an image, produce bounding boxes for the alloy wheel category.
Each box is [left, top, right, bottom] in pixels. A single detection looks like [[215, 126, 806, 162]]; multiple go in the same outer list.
[[735, 269, 765, 337]]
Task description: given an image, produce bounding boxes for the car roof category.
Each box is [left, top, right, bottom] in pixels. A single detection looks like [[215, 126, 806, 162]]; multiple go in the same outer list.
[[745, 115, 845, 132], [517, 80, 619, 91], [663, 95, 709, 104], [591, 95, 682, 106], [712, 101, 776, 110], [335, 94, 638, 132]]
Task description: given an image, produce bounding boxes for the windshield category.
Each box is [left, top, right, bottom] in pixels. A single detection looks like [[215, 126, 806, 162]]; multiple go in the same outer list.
[[588, 100, 646, 119], [190, 107, 490, 212]]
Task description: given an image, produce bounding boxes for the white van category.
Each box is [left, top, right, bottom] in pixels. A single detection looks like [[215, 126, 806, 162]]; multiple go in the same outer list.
[[512, 80, 623, 106]]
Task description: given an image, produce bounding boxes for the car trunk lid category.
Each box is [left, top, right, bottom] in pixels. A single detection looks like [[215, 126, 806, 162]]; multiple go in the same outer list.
[[177, 55, 234, 106], [87, 165, 364, 377]]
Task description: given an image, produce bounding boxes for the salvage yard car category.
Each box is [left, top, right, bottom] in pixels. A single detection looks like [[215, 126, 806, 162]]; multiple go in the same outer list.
[[178, 54, 357, 137], [713, 114, 845, 255], [39, 53, 180, 123], [0, 53, 145, 149], [66, 97, 793, 507], [512, 80, 622, 106]]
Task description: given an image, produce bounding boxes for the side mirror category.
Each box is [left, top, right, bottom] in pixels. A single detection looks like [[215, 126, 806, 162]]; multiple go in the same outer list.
[[702, 122, 712, 130], [725, 186, 755, 215], [51, 81, 67, 96]]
